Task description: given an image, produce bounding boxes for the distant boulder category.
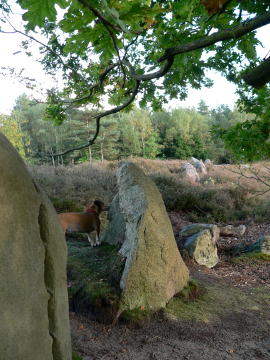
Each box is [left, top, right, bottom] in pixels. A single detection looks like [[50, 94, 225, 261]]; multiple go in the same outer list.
[[179, 162, 200, 183], [190, 158, 207, 175], [204, 159, 213, 167]]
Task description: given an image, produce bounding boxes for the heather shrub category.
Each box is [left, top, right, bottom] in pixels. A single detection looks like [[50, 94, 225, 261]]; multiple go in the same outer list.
[[29, 163, 117, 210], [29, 158, 270, 223], [151, 173, 251, 222]]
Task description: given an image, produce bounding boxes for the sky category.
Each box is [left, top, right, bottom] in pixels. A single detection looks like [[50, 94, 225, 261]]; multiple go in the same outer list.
[[0, 10, 269, 115]]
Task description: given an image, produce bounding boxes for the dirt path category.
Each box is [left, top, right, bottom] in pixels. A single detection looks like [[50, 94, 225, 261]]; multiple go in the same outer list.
[[70, 274, 270, 360], [70, 218, 270, 360]]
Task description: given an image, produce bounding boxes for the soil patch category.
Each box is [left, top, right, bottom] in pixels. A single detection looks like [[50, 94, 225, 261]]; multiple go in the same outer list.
[[70, 214, 270, 360]]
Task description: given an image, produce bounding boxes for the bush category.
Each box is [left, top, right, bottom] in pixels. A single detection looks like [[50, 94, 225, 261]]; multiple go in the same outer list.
[[151, 173, 251, 222]]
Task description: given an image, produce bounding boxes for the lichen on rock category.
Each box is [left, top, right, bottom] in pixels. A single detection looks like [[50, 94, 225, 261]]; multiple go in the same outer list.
[[114, 162, 189, 312]]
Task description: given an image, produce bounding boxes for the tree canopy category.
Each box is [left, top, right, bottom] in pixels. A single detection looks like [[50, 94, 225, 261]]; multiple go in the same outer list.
[[1, 0, 270, 158]]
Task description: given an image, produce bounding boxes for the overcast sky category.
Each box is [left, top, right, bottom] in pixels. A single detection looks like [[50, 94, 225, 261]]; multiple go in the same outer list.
[[0, 11, 269, 115]]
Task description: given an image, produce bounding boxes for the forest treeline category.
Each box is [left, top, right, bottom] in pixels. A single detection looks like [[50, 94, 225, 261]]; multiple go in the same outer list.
[[0, 94, 251, 165]]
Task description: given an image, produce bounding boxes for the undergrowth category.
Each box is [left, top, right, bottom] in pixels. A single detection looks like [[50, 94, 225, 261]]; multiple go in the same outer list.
[[29, 159, 270, 223], [231, 252, 270, 264], [67, 240, 124, 323]]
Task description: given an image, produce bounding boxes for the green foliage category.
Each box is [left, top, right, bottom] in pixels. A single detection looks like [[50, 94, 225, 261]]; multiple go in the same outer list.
[[0, 114, 26, 157], [13, 1, 270, 119], [215, 115, 270, 162], [72, 352, 83, 360], [6, 93, 269, 164], [45, 91, 67, 125], [19, 0, 68, 29]]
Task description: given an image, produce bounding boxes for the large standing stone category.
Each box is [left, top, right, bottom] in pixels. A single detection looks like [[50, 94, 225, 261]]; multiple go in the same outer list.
[[101, 193, 125, 245], [0, 133, 71, 360], [113, 162, 189, 311]]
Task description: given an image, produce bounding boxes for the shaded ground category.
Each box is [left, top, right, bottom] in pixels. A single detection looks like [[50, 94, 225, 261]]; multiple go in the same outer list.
[[70, 214, 270, 360]]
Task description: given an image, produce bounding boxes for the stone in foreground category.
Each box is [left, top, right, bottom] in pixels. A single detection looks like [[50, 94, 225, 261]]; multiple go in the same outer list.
[[112, 162, 189, 312], [181, 230, 219, 268], [179, 223, 220, 244], [0, 133, 71, 360]]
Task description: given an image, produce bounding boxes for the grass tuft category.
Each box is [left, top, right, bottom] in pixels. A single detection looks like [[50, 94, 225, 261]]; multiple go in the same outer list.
[[231, 251, 270, 264]]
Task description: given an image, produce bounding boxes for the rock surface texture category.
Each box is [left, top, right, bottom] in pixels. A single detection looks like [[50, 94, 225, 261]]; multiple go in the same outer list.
[[181, 229, 219, 268], [114, 162, 189, 311], [179, 162, 200, 183], [0, 133, 71, 360], [101, 193, 126, 245], [260, 235, 270, 254], [180, 223, 220, 244], [190, 157, 207, 175], [220, 225, 246, 237]]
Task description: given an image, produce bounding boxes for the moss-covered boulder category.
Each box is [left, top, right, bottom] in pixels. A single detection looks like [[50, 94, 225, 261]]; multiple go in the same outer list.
[[114, 162, 189, 312], [0, 133, 71, 360], [181, 229, 219, 268]]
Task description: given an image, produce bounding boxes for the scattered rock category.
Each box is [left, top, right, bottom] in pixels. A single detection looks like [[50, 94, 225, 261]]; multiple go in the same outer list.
[[229, 235, 270, 256], [180, 230, 219, 268], [193, 160, 207, 175], [258, 235, 270, 255], [220, 225, 246, 237], [179, 162, 200, 183], [115, 162, 189, 311], [179, 223, 220, 244]]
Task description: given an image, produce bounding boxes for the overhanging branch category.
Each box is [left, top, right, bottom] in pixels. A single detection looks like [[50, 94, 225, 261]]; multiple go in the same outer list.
[[158, 12, 270, 62], [242, 56, 270, 88], [51, 80, 141, 157]]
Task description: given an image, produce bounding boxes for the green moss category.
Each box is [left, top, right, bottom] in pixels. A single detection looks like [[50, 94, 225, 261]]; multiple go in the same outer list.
[[165, 283, 270, 323], [67, 241, 124, 322], [72, 352, 83, 360], [231, 251, 270, 264], [120, 307, 153, 325], [175, 279, 206, 302]]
